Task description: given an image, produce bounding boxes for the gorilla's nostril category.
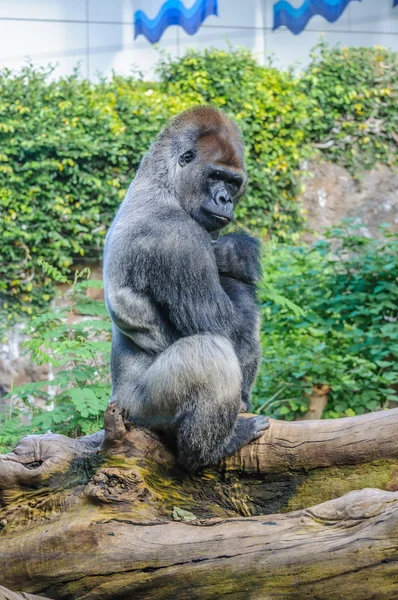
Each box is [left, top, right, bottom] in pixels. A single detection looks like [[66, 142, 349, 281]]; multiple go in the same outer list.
[[215, 191, 228, 206]]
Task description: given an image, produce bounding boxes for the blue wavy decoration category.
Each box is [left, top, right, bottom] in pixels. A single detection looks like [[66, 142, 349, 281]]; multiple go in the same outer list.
[[394, 0, 398, 7], [134, 0, 218, 44], [273, 0, 361, 35]]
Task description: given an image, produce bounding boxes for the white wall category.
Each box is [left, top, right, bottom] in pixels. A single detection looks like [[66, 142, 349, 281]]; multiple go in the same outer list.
[[0, 0, 397, 80]]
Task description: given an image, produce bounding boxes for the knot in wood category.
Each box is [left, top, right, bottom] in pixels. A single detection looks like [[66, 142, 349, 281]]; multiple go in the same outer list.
[[84, 467, 150, 505]]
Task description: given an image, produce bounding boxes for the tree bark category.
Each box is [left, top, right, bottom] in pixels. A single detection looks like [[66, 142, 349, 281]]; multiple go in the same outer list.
[[0, 586, 49, 600], [1, 405, 397, 599]]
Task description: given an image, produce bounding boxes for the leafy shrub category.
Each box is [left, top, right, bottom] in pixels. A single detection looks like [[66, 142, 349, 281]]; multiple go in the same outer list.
[[2, 222, 397, 448], [0, 65, 191, 326], [1, 43, 397, 326], [0, 50, 312, 325], [253, 222, 398, 420], [0, 266, 111, 451], [301, 42, 398, 171]]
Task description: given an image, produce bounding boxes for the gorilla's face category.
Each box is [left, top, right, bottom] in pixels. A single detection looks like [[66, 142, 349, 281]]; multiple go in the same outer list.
[[198, 165, 244, 231], [176, 132, 246, 233]]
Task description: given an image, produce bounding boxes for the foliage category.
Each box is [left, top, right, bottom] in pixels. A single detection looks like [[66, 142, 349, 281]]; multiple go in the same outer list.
[[253, 222, 398, 420], [301, 42, 398, 172], [157, 46, 312, 236], [1, 44, 397, 323], [0, 50, 311, 325], [0, 46, 397, 436], [0, 65, 191, 326], [0, 268, 111, 451], [2, 221, 397, 449]]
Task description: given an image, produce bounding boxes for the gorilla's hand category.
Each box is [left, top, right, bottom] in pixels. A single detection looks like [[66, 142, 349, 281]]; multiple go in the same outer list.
[[212, 232, 261, 284]]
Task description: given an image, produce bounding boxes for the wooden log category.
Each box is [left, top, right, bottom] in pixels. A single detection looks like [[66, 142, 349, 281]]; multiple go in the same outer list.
[[0, 405, 397, 599], [1, 489, 397, 599], [0, 586, 49, 600]]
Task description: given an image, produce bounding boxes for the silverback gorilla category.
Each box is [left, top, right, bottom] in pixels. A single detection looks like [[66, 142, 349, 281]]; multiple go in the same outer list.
[[103, 106, 269, 471]]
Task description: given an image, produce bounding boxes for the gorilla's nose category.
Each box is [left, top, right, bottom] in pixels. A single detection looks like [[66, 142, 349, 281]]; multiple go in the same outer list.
[[214, 190, 231, 206]]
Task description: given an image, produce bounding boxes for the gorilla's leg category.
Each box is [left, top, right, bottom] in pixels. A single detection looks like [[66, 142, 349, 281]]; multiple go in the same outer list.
[[240, 342, 261, 411], [220, 277, 261, 411], [140, 334, 268, 471]]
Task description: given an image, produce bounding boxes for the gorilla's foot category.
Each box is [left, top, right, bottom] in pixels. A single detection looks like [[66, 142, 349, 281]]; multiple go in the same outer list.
[[222, 415, 269, 456], [245, 415, 270, 441]]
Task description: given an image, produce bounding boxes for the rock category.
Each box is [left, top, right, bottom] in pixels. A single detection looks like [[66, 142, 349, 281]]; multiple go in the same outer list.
[[0, 265, 104, 402], [0, 325, 49, 408], [300, 161, 398, 241]]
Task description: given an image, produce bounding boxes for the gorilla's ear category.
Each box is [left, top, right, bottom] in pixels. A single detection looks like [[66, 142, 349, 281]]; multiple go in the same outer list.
[[178, 150, 196, 167]]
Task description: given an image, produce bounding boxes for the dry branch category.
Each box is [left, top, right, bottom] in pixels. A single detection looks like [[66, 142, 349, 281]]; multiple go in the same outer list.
[[227, 406, 398, 472]]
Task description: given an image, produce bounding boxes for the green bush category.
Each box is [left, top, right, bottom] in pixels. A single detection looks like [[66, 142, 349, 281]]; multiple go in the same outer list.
[[0, 266, 111, 451], [1, 44, 397, 325], [2, 222, 397, 448], [0, 50, 312, 324], [253, 222, 398, 420], [301, 42, 398, 171], [0, 65, 192, 325]]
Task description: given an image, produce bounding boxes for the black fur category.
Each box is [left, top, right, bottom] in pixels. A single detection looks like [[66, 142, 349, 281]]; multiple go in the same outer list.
[[103, 106, 268, 471]]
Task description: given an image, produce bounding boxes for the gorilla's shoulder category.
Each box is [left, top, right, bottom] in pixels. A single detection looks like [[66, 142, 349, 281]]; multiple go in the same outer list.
[[132, 207, 210, 251]]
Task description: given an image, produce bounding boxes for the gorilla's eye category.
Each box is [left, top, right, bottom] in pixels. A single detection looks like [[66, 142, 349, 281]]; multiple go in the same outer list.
[[228, 181, 240, 194], [178, 150, 195, 167]]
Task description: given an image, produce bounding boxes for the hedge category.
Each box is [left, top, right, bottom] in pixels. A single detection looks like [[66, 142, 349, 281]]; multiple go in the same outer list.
[[253, 222, 398, 419], [0, 43, 397, 323], [3, 221, 397, 449], [0, 69, 192, 324], [301, 42, 398, 172]]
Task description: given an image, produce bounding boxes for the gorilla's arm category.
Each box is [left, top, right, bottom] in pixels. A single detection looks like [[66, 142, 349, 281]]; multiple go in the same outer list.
[[152, 257, 234, 338], [212, 232, 261, 284], [105, 214, 237, 344], [135, 228, 236, 339], [106, 288, 175, 354]]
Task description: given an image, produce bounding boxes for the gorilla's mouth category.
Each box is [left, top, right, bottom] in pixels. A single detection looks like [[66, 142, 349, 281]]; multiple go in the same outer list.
[[202, 208, 232, 224], [211, 213, 230, 224]]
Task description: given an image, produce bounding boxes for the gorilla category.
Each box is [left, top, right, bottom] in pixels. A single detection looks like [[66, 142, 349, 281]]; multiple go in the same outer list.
[[103, 106, 269, 471]]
